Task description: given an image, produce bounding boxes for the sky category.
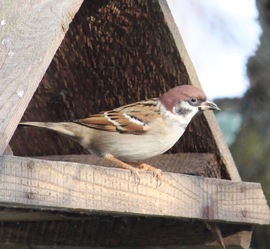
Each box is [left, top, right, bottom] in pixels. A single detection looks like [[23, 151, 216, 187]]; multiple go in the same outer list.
[[167, 0, 262, 99]]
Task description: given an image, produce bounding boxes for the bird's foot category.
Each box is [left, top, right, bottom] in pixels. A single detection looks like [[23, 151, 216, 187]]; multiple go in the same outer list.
[[139, 163, 162, 179], [128, 166, 140, 185], [104, 154, 162, 185], [104, 154, 140, 184], [130, 162, 162, 187]]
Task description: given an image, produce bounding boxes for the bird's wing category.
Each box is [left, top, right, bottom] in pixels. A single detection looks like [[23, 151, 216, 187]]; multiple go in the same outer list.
[[74, 99, 159, 134]]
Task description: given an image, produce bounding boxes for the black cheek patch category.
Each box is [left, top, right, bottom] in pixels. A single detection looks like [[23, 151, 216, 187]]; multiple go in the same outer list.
[[174, 105, 191, 116], [177, 108, 191, 116]]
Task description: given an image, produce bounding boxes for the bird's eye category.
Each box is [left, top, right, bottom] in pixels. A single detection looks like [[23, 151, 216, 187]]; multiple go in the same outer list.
[[189, 98, 198, 105]]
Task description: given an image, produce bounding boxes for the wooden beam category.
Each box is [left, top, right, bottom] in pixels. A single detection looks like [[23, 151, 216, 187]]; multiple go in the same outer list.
[[0, 215, 253, 248], [158, 0, 241, 182], [0, 0, 83, 155], [0, 155, 269, 225], [0, 206, 254, 249]]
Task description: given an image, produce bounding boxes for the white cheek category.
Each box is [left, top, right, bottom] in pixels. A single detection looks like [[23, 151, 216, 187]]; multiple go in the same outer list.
[[172, 102, 199, 126], [158, 101, 199, 131]]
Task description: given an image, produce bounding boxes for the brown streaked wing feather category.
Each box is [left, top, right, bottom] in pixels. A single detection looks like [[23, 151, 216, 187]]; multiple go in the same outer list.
[[74, 114, 117, 132], [114, 99, 159, 123], [74, 99, 159, 134]]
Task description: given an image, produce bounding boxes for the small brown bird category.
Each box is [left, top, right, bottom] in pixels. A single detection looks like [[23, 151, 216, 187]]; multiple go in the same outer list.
[[20, 85, 220, 181]]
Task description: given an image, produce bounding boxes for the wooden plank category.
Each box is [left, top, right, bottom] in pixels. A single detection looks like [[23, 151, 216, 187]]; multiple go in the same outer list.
[[0, 216, 253, 248], [0, 208, 254, 248], [0, 0, 83, 155], [158, 0, 241, 181], [0, 245, 249, 249], [34, 153, 222, 178], [0, 155, 269, 225]]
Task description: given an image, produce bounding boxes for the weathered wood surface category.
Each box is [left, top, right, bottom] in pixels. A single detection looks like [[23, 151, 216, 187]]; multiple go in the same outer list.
[[158, 0, 241, 182], [34, 153, 222, 178], [0, 155, 269, 225], [0, 208, 252, 248], [0, 214, 253, 248], [0, 0, 83, 155]]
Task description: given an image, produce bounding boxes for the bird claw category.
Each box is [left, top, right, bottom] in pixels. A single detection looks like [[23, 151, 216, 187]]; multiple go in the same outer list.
[[133, 162, 162, 187], [153, 169, 162, 187], [130, 167, 140, 185], [104, 154, 160, 186], [152, 168, 162, 179], [104, 154, 141, 185]]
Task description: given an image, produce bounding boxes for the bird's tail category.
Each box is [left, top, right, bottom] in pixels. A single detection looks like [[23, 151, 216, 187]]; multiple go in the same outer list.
[[19, 122, 90, 146]]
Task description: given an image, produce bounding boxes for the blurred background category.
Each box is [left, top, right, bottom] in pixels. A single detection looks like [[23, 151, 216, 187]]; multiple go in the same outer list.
[[167, 0, 270, 248]]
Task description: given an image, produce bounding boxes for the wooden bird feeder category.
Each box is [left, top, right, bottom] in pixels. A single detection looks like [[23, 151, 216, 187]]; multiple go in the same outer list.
[[0, 0, 269, 248]]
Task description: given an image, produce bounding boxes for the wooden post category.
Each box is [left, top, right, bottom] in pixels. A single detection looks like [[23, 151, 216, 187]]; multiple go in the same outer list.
[[0, 0, 83, 154]]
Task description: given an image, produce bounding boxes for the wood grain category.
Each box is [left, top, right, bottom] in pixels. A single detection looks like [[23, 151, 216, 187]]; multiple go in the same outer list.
[[0, 0, 83, 155], [0, 155, 269, 225]]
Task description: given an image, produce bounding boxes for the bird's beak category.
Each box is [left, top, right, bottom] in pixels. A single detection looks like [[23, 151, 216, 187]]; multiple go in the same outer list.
[[199, 100, 220, 111]]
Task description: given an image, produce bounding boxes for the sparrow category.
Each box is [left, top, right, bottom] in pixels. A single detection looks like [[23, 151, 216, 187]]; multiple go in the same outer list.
[[20, 85, 220, 182]]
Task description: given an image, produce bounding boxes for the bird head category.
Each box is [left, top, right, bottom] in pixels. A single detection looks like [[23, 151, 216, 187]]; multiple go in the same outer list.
[[159, 85, 220, 121]]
